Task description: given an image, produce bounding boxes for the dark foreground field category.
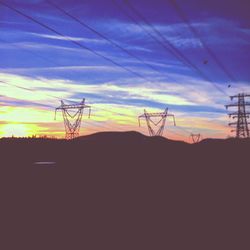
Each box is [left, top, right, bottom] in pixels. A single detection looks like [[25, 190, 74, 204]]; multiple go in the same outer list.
[[1, 131, 249, 250]]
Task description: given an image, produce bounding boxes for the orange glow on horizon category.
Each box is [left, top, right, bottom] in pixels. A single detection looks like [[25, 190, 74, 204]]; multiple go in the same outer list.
[[0, 102, 229, 141]]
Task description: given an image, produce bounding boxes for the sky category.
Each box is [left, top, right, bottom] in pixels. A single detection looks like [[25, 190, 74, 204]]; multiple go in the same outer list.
[[0, 0, 250, 141]]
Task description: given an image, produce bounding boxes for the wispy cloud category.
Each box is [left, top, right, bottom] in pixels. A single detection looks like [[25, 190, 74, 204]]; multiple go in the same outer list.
[[1, 65, 123, 73], [98, 17, 249, 50], [96, 20, 203, 49], [0, 71, 245, 140], [0, 41, 82, 53], [0, 71, 242, 111], [30, 32, 108, 44]]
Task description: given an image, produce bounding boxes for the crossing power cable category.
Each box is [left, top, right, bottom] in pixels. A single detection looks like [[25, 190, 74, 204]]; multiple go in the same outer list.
[[0, 1, 156, 83], [123, 0, 228, 95], [167, 0, 237, 83], [112, 0, 229, 98], [47, 0, 169, 78]]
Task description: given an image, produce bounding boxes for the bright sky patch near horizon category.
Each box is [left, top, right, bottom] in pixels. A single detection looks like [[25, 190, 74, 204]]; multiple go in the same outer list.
[[0, 0, 249, 141]]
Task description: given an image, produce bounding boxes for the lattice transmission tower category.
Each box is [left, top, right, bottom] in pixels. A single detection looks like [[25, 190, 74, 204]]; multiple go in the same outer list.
[[55, 98, 91, 139], [190, 133, 201, 143], [138, 108, 176, 136], [225, 93, 250, 138]]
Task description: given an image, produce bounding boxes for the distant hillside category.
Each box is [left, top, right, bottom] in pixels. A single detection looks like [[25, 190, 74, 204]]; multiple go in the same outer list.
[[1, 131, 249, 164], [1, 131, 250, 249], [75, 131, 188, 146]]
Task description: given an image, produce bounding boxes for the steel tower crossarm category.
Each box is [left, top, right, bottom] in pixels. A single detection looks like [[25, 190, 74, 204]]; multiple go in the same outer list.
[[226, 93, 250, 138], [229, 94, 250, 100], [138, 108, 176, 136], [54, 98, 91, 139]]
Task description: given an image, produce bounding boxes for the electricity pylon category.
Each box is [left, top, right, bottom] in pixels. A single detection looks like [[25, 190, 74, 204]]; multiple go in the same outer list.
[[190, 133, 201, 143], [138, 108, 176, 136], [225, 93, 250, 138], [55, 98, 91, 139]]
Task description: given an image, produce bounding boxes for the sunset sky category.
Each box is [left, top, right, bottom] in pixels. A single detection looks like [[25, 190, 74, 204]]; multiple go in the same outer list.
[[0, 0, 249, 141]]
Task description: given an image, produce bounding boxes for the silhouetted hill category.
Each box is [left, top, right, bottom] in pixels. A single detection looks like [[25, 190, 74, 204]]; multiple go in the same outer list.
[[197, 136, 250, 145], [75, 130, 183, 142], [76, 130, 147, 141], [1, 131, 250, 250]]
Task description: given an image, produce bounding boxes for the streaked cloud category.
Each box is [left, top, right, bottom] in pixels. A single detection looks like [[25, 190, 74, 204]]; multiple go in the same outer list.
[[30, 32, 108, 44], [0, 72, 246, 140], [0, 1, 249, 140]]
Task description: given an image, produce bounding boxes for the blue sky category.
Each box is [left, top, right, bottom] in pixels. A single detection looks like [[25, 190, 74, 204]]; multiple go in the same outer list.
[[0, 0, 249, 140]]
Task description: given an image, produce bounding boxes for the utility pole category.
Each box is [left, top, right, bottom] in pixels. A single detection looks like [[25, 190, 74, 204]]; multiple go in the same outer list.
[[190, 133, 201, 143], [138, 108, 176, 136], [225, 93, 250, 138], [55, 98, 91, 139]]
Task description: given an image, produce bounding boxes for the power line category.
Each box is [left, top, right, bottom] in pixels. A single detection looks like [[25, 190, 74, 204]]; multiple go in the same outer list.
[[0, 79, 62, 101], [0, 80, 55, 109], [0, 1, 154, 83], [112, 0, 214, 97], [1, 77, 176, 134], [167, 0, 237, 83], [0, 79, 134, 134], [91, 105, 136, 119], [1, 22, 193, 109], [0, 79, 137, 125], [47, 0, 169, 78], [112, 0, 181, 81], [0, 78, 226, 139], [0, 38, 91, 82], [0, 38, 61, 68], [0, 80, 70, 105], [0, 78, 226, 137], [1, 76, 140, 123], [1, 0, 225, 107], [0, 1, 230, 138], [123, 0, 228, 95]]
